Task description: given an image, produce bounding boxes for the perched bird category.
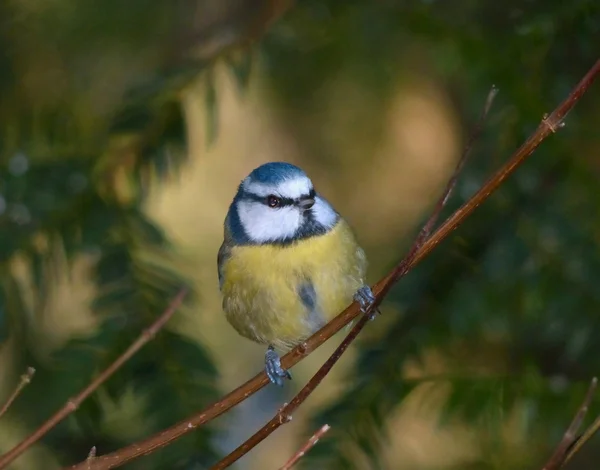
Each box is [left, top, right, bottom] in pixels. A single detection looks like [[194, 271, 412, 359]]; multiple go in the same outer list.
[[218, 162, 375, 386]]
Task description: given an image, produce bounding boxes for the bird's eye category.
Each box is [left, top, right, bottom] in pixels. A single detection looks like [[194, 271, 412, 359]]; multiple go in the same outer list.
[[267, 195, 281, 208]]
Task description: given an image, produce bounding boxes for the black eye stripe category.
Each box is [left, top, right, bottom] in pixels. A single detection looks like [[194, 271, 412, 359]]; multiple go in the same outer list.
[[266, 196, 293, 207], [240, 190, 315, 207]]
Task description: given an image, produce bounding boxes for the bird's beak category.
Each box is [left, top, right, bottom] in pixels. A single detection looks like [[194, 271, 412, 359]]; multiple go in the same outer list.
[[298, 197, 315, 210]]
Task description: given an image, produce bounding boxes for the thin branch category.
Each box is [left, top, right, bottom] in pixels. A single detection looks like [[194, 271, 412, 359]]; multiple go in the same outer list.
[[0, 3, 295, 469], [67, 58, 600, 470], [391, 84, 499, 282], [86, 447, 97, 470], [278, 424, 330, 470], [211, 314, 367, 469], [542, 377, 598, 470], [0, 288, 188, 470], [564, 413, 600, 465], [439, 84, 498, 209], [0, 367, 35, 420], [210, 84, 498, 469]]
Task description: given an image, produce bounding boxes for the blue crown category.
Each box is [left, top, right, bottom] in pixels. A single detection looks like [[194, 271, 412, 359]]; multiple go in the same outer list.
[[246, 162, 306, 185]]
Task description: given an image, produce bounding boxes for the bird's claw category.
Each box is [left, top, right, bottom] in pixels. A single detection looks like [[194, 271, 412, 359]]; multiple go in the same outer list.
[[354, 285, 379, 320], [265, 345, 292, 387]]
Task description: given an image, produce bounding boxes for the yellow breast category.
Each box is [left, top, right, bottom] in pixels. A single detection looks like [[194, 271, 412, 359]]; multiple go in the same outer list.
[[220, 220, 366, 350]]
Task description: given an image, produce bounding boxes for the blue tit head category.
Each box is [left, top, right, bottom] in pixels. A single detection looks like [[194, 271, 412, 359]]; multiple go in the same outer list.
[[226, 162, 340, 245]]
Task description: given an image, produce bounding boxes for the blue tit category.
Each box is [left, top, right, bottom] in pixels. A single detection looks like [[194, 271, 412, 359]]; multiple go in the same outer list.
[[217, 162, 375, 386]]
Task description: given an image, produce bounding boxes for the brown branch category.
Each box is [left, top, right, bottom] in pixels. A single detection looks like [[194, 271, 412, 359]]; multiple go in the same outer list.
[[0, 288, 188, 470], [67, 58, 600, 470], [211, 314, 367, 470], [564, 412, 600, 465], [0, 3, 295, 469], [209, 84, 499, 469], [278, 423, 331, 470], [86, 447, 97, 470], [392, 84, 499, 281], [542, 377, 598, 470], [0, 367, 35, 420]]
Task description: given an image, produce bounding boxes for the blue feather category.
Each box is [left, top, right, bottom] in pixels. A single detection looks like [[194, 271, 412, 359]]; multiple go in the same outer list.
[[246, 162, 306, 184], [226, 203, 251, 244], [224, 161, 339, 246], [226, 162, 308, 244]]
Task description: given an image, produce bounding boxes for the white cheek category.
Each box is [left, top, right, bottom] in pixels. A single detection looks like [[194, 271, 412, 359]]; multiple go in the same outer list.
[[312, 197, 338, 228], [237, 201, 301, 242]]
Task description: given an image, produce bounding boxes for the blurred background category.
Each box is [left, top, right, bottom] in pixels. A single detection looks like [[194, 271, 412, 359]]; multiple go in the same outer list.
[[0, 0, 599, 469]]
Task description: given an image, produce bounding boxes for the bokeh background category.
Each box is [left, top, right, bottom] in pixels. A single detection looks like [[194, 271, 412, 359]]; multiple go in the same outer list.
[[0, 0, 599, 469]]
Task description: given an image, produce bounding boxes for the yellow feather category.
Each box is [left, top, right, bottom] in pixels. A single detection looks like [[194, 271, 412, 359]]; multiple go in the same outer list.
[[220, 220, 366, 350]]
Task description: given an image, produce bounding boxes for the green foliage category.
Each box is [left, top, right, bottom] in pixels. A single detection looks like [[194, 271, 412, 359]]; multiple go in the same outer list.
[[0, 2, 226, 467], [257, 1, 600, 469], [0, 120, 220, 469], [1, 0, 599, 468]]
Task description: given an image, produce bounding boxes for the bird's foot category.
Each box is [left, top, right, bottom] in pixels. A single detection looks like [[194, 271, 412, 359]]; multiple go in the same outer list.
[[265, 345, 292, 387], [354, 285, 379, 320]]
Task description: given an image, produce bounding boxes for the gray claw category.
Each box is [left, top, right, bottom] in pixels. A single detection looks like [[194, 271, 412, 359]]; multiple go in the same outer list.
[[265, 345, 292, 387], [354, 285, 379, 320]]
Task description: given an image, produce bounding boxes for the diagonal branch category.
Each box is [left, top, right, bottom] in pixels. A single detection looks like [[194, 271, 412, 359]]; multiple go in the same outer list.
[[66, 58, 600, 470], [564, 414, 600, 466], [278, 423, 331, 470], [389, 84, 498, 283], [0, 367, 35, 420], [0, 288, 188, 469], [542, 377, 598, 470], [209, 84, 499, 469], [0, 2, 296, 468]]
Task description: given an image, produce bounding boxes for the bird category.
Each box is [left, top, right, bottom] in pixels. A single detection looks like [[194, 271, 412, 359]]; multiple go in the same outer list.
[[217, 162, 376, 386]]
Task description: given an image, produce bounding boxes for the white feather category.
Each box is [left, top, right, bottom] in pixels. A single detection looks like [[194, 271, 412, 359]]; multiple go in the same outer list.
[[243, 176, 312, 199], [236, 173, 339, 242], [237, 200, 301, 242], [312, 196, 338, 229]]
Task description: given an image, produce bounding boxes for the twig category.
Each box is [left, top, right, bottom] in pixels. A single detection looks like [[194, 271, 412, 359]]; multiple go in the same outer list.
[[67, 58, 600, 470], [87, 447, 97, 470], [564, 413, 600, 465], [542, 377, 598, 470], [0, 288, 188, 469], [211, 314, 367, 469], [209, 85, 499, 469], [391, 84, 499, 282], [278, 424, 330, 470], [0, 367, 35, 420], [1, 3, 295, 469]]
